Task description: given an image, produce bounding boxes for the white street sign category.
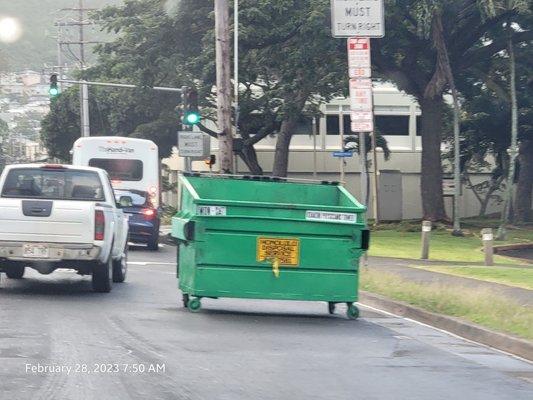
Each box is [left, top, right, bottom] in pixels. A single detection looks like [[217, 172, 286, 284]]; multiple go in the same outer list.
[[348, 38, 371, 78], [331, 0, 385, 38], [178, 131, 210, 158], [351, 111, 374, 132], [349, 78, 373, 112]]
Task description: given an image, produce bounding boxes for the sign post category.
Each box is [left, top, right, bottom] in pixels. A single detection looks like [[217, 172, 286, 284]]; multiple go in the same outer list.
[[177, 131, 211, 172], [348, 37, 371, 79], [331, 0, 384, 225]]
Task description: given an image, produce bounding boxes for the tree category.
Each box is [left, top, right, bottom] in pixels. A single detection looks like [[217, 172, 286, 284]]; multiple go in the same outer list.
[[372, 0, 532, 221], [516, 139, 533, 223], [0, 119, 9, 169], [42, 0, 350, 175], [453, 8, 532, 223]]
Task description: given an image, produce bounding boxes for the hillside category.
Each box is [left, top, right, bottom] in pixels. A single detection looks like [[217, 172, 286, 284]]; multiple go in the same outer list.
[[0, 0, 121, 71]]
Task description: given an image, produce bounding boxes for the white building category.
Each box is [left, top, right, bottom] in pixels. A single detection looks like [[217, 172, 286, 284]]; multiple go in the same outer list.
[[162, 83, 507, 220]]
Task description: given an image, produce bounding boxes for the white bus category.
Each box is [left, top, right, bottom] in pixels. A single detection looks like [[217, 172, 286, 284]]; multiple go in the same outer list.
[[71, 137, 160, 208]]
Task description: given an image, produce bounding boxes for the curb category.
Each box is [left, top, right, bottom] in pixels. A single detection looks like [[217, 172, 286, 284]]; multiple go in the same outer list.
[[494, 243, 533, 253], [359, 291, 533, 362]]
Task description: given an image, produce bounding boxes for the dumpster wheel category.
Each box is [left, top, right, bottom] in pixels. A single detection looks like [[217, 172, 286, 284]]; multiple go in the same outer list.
[[328, 302, 336, 315], [187, 297, 202, 312], [346, 303, 359, 320]]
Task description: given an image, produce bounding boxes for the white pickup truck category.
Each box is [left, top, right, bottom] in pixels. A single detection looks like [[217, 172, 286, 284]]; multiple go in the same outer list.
[[0, 164, 129, 292]]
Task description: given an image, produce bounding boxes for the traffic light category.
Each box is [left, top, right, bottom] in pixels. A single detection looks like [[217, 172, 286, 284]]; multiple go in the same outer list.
[[49, 74, 59, 98], [205, 154, 216, 166], [181, 87, 201, 126]]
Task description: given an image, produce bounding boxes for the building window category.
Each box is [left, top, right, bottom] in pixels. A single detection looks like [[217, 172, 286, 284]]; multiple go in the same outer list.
[[375, 115, 409, 136], [326, 115, 351, 135], [293, 116, 313, 135]]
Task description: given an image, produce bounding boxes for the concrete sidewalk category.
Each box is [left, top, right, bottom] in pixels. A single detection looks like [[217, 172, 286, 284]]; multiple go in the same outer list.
[[365, 256, 533, 307]]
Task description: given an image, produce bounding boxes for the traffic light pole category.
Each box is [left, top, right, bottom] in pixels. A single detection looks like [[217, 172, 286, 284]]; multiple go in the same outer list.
[[57, 79, 184, 93]]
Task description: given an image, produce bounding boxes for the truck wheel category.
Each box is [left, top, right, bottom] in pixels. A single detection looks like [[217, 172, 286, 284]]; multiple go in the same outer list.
[[6, 264, 25, 279], [112, 245, 128, 283], [92, 257, 112, 293], [112, 252, 127, 283], [147, 234, 159, 251]]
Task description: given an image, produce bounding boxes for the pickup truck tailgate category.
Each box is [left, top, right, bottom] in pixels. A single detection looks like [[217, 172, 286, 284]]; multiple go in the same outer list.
[[0, 199, 95, 244]]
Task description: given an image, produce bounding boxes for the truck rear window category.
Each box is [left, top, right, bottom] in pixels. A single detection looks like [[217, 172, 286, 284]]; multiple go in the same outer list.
[[1, 168, 105, 201], [88, 158, 143, 181]]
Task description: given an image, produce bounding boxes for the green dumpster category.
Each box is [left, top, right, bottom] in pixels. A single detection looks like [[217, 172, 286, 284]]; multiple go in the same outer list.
[[172, 173, 369, 318]]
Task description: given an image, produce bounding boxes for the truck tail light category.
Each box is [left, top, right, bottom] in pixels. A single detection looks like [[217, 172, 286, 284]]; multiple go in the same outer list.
[[95, 210, 105, 241], [141, 208, 156, 220]]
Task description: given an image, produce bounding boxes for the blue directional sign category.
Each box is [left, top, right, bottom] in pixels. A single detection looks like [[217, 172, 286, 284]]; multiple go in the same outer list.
[[332, 151, 353, 158]]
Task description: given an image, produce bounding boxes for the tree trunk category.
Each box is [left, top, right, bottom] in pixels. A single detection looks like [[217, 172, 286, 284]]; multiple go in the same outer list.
[[419, 97, 448, 221], [515, 139, 533, 223], [239, 143, 263, 175], [497, 32, 520, 239], [272, 117, 298, 177], [430, 12, 462, 232]]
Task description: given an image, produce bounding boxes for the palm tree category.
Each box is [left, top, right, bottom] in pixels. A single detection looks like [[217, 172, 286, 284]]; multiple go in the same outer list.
[[413, 0, 528, 235]]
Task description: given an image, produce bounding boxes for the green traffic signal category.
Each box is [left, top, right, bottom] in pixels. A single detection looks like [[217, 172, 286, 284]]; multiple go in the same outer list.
[[49, 74, 59, 98], [184, 112, 201, 125], [49, 87, 59, 97]]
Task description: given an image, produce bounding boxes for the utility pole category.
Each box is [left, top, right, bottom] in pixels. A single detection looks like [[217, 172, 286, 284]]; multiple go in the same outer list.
[[233, 0, 239, 135], [339, 110, 345, 183], [78, 0, 90, 137], [55, 1, 95, 138], [233, 0, 239, 173], [371, 131, 379, 225], [359, 132, 368, 213], [57, 25, 63, 90], [215, 0, 234, 173]]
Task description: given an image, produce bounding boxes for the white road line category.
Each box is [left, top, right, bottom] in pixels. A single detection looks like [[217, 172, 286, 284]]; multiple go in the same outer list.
[[128, 269, 175, 275], [128, 262, 176, 266], [358, 302, 533, 365]]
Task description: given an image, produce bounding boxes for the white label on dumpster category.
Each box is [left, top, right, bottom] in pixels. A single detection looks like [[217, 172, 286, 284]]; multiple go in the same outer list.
[[305, 211, 357, 224], [197, 206, 227, 216]]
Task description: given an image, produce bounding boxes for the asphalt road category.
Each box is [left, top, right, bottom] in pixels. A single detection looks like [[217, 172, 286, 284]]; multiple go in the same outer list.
[[1, 244, 532, 400]]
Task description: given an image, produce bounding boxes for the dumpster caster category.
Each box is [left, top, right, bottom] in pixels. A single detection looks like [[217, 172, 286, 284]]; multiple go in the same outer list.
[[182, 293, 190, 308], [187, 297, 202, 312], [328, 302, 336, 315], [346, 303, 359, 320]]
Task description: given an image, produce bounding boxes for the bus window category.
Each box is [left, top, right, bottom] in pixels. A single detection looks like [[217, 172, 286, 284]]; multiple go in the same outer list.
[[88, 158, 143, 181]]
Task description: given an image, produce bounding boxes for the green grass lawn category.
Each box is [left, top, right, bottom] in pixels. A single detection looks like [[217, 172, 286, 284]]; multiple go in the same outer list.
[[360, 268, 533, 340], [368, 229, 532, 264], [410, 265, 533, 290]]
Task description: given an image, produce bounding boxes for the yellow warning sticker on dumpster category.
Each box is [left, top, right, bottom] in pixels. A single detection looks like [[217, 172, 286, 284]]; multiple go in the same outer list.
[[257, 237, 300, 266]]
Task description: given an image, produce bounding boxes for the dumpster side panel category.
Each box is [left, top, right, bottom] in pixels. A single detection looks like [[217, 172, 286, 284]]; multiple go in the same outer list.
[[197, 228, 363, 271], [180, 266, 359, 302]]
